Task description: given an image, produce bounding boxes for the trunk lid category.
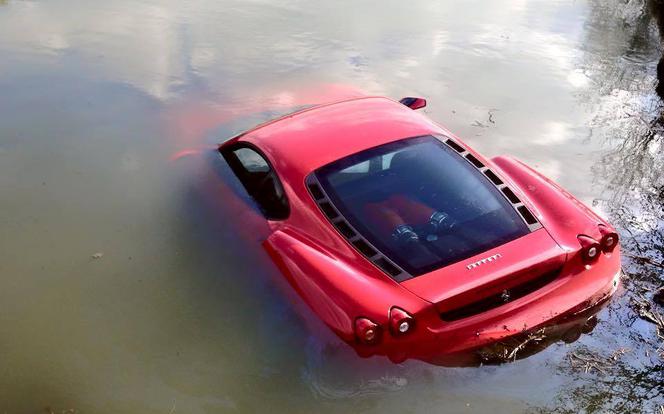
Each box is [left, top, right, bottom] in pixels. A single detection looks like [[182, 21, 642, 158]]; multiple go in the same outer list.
[[400, 229, 566, 315]]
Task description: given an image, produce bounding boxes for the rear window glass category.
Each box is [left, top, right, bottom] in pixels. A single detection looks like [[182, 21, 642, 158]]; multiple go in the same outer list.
[[315, 135, 529, 275]]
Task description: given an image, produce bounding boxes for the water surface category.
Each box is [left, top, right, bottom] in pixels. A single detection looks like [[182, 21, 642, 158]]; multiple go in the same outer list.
[[1, 0, 662, 412]]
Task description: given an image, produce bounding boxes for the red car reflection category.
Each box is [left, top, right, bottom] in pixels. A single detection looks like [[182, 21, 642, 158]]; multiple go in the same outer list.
[[204, 96, 621, 363]]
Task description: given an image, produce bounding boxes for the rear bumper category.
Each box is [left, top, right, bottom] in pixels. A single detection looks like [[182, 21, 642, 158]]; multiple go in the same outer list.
[[352, 248, 621, 365]]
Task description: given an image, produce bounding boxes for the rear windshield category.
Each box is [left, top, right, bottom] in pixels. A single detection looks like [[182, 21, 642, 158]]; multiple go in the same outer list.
[[315, 135, 529, 276]]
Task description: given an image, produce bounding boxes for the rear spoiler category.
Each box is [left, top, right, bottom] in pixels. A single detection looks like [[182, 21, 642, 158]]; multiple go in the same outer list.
[[399, 97, 427, 110]]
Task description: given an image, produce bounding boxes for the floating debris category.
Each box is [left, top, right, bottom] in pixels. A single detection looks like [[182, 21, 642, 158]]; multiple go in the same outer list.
[[610, 347, 631, 361], [91, 252, 104, 259], [488, 108, 498, 124], [505, 328, 546, 361], [624, 253, 664, 269], [567, 347, 629, 375], [476, 328, 547, 363]]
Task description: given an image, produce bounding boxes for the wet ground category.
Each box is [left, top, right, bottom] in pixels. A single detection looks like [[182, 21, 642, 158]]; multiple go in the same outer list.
[[1, 0, 663, 412]]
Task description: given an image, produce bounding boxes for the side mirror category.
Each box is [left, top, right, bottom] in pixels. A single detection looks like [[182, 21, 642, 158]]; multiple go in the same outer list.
[[399, 97, 427, 110]]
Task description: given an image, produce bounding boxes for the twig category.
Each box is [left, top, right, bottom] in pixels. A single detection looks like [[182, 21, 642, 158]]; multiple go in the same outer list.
[[488, 109, 498, 124], [623, 253, 664, 269], [506, 329, 545, 361]]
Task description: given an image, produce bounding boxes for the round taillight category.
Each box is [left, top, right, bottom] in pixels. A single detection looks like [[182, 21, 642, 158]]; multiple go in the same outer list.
[[577, 235, 601, 264], [587, 245, 599, 259], [598, 225, 619, 252], [389, 307, 414, 336], [398, 321, 410, 333], [354, 318, 381, 345]]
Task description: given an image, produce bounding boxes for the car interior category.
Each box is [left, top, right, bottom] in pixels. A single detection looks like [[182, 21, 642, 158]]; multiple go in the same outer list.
[[222, 146, 290, 220], [317, 136, 529, 275]]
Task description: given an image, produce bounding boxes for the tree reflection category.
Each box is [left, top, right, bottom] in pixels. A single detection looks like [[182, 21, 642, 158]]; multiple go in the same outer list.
[[528, 360, 664, 413], [533, 0, 664, 412]]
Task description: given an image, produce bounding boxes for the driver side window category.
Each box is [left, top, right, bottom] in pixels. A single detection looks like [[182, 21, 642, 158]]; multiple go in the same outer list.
[[234, 148, 270, 173], [222, 145, 290, 220]]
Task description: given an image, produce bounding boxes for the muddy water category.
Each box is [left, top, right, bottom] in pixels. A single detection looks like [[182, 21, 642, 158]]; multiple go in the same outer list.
[[1, 0, 662, 412]]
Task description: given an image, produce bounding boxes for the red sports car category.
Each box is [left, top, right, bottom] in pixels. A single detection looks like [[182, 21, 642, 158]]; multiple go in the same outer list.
[[215, 96, 621, 363]]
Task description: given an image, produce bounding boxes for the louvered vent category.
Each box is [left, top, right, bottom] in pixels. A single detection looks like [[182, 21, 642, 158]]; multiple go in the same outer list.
[[305, 176, 410, 281], [441, 137, 541, 231], [445, 138, 465, 153], [465, 153, 485, 169]]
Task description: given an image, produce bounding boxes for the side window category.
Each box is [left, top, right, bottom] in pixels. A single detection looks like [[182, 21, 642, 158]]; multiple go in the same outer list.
[[222, 146, 289, 220], [234, 148, 270, 173]]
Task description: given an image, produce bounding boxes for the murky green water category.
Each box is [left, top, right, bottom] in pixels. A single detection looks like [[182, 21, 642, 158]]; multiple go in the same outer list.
[[1, 0, 662, 413]]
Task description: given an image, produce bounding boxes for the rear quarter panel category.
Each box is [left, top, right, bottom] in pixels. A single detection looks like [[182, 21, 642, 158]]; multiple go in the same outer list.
[[264, 229, 429, 341], [490, 155, 612, 251]]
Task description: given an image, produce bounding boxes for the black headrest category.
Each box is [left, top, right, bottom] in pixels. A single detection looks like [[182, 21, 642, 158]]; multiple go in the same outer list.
[[389, 149, 417, 173]]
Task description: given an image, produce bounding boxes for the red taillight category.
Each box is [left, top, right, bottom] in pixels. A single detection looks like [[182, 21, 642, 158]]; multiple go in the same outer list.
[[354, 318, 381, 345], [577, 235, 601, 264], [389, 307, 414, 336], [598, 225, 619, 252]]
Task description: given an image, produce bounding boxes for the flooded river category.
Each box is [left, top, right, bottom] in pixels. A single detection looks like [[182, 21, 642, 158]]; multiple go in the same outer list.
[[1, 0, 662, 412]]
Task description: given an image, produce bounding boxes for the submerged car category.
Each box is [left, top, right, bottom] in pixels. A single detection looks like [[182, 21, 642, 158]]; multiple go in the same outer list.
[[216, 96, 621, 363]]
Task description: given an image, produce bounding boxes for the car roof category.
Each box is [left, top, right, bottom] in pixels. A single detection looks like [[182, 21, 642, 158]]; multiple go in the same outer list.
[[236, 96, 445, 178]]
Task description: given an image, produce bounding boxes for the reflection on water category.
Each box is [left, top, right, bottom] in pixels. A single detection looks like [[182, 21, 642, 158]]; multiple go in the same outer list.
[[532, 0, 664, 412], [0, 0, 662, 412]]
